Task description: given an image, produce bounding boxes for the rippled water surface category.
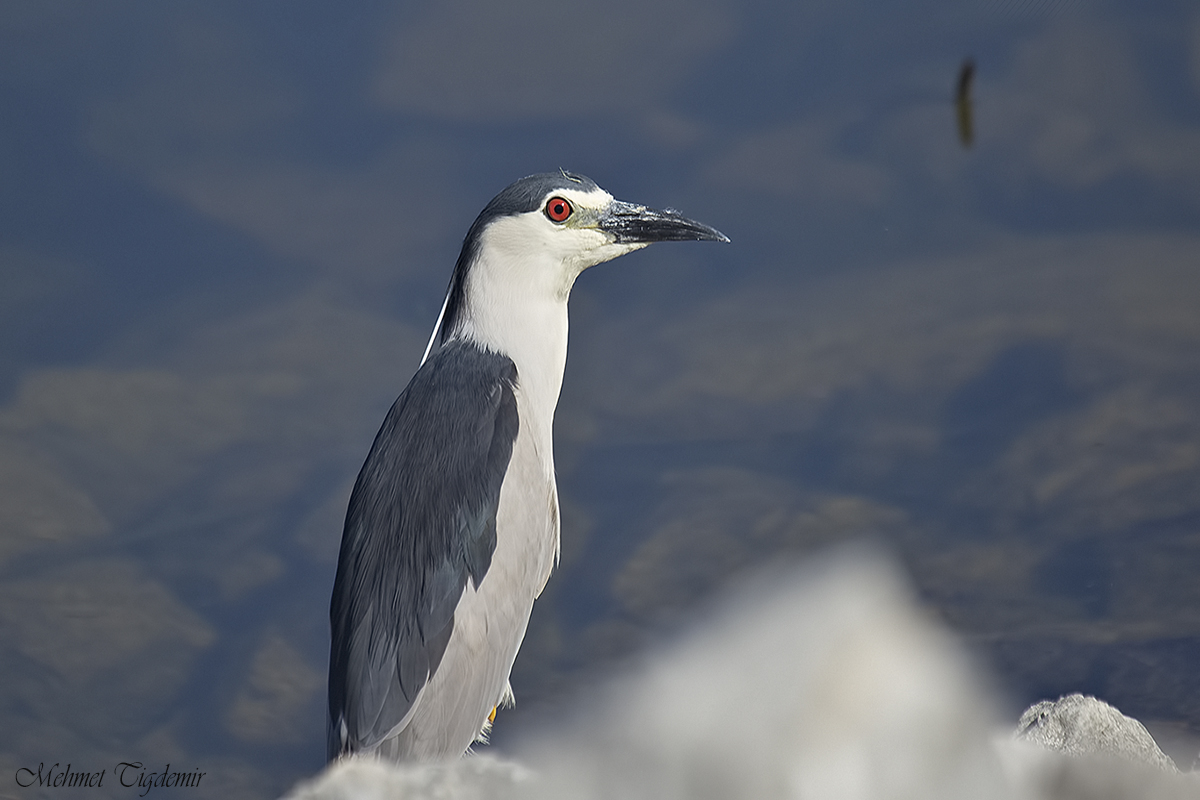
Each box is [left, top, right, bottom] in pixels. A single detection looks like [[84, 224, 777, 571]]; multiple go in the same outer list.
[[2, 0, 1199, 794]]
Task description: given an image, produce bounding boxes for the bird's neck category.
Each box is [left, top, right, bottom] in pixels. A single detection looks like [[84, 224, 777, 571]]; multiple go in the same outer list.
[[459, 255, 572, 458]]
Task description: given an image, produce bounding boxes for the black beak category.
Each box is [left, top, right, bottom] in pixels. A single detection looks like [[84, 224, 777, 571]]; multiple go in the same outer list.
[[599, 200, 730, 244]]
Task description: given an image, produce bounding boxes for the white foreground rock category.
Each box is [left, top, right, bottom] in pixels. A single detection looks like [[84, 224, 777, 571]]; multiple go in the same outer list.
[[284, 547, 1199, 800], [1015, 693, 1177, 770]]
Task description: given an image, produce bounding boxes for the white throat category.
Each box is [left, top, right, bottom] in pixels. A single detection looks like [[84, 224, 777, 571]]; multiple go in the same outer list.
[[457, 217, 582, 458]]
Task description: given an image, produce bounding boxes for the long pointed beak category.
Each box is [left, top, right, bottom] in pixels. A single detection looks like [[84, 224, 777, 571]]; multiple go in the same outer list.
[[598, 200, 730, 244]]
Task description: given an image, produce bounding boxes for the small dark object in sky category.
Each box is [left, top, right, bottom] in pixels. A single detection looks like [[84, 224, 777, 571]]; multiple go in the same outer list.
[[956, 58, 975, 148]]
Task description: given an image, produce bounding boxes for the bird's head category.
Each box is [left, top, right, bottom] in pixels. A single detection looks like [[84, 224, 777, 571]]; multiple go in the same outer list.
[[435, 171, 727, 350], [477, 171, 728, 277]]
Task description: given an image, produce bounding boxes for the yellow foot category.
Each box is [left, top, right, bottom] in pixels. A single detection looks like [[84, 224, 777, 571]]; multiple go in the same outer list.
[[488, 706, 497, 724]]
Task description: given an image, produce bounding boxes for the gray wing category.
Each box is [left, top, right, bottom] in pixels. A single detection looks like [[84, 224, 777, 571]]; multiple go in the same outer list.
[[327, 340, 519, 760]]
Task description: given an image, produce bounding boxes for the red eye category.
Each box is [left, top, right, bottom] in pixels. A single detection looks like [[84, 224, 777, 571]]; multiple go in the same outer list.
[[545, 196, 572, 222]]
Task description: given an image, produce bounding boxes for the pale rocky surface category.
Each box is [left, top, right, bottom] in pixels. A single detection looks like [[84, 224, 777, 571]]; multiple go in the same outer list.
[[1016, 693, 1177, 771], [281, 548, 1200, 800]]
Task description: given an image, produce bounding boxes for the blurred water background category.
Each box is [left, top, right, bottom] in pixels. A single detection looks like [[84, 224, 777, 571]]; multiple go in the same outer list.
[[2, 0, 1199, 795]]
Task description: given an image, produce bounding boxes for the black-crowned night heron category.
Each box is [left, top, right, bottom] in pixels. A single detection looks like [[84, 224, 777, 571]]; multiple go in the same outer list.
[[327, 171, 727, 762]]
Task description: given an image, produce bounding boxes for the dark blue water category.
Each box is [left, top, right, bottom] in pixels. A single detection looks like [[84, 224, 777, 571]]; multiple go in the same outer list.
[[2, 0, 1199, 795]]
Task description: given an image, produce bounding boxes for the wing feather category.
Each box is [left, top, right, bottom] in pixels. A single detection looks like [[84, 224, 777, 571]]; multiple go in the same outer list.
[[327, 340, 518, 759]]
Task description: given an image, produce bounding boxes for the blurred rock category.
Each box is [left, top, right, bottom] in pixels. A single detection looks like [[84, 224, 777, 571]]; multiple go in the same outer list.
[[997, 744, 1200, 800], [285, 756, 533, 800], [282, 547, 1200, 800], [286, 547, 998, 800]]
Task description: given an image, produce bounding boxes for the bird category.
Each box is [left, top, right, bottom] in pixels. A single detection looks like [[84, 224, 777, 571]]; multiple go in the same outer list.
[[327, 171, 728, 762]]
